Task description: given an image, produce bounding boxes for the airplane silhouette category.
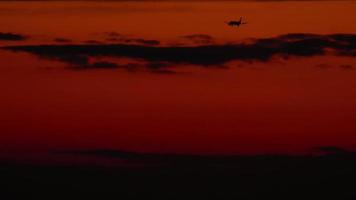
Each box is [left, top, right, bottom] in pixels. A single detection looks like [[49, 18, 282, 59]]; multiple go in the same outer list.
[[226, 17, 247, 27]]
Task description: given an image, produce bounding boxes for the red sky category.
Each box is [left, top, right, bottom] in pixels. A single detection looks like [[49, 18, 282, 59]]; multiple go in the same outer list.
[[1, 1, 356, 159]]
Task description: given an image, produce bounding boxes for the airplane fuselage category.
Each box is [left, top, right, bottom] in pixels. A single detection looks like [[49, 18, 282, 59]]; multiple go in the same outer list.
[[228, 21, 242, 27]]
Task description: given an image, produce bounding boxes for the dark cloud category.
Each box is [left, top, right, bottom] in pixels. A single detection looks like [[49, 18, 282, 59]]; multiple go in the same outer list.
[[105, 32, 160, 46], [68, 59, 119, 70], [107, 37, 160, 46], [150, 69, 178, 74], [315, 63, 354, 70], [57, 54, 89, 67], [85, 40, 103, 44], [3, 33, 356, 72], [180, 34, 215, 44], [277, 33, 321, 41], [91, 61, 119, 69], [31, 53, 119, 70], [126, 38, 160, 46], [54, 38, 72, 43], [146, 61, 170, 70], [0, 32, 27, 41]]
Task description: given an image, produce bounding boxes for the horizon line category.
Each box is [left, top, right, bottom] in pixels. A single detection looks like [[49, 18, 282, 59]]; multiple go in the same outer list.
[[0, 0, 355, 2]]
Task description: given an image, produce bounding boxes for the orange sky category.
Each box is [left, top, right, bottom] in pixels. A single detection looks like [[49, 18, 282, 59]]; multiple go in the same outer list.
[[1, 1, 356, 43]]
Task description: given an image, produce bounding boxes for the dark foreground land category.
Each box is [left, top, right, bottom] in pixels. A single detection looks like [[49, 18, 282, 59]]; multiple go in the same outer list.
[[1, 149, 356, 200]]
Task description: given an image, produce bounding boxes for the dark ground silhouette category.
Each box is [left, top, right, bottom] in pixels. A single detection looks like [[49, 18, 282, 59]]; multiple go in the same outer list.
[[1, 148, 356, 199]]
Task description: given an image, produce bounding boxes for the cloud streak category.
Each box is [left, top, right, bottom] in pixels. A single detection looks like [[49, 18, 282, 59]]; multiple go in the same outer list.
[[105, 32, 160, 46], [180, 34, 215, 45], [54, 38, 72, 43], [0, 32, 27, 41]]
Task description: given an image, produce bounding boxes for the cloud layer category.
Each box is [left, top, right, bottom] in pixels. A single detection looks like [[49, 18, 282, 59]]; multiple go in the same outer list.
[[3, 33, 356, 72]]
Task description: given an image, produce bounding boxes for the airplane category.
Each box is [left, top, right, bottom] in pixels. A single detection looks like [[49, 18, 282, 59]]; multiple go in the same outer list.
[[226, 17, 247, 27]]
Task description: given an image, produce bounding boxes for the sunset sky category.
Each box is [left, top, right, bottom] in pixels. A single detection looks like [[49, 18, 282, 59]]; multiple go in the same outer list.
[[1, 1, 356, 163]]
